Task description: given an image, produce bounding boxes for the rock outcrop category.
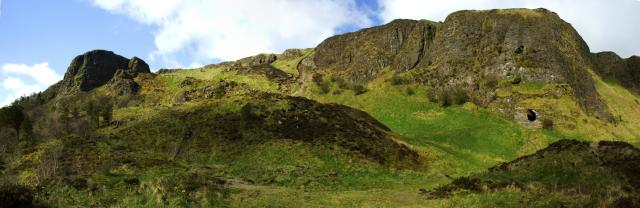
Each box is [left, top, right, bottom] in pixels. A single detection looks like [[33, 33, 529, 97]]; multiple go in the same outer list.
[[313, 19, 439, 82], [591, 52, 640, 94], [58, 50, 151, 95], [304, 8, 613, 121]]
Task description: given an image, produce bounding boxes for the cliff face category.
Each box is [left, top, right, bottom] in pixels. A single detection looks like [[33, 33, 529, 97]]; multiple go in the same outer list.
[[313, 19, 439, 82], [304, 8, 615, 121], [592, 52, 640, 94], [58, 50, 150, 95]]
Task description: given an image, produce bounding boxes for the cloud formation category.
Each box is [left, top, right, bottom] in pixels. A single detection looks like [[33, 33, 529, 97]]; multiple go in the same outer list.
[[91, 0, 372, 68], [1, 62, 62, 106], [378, 0, 640, 57]]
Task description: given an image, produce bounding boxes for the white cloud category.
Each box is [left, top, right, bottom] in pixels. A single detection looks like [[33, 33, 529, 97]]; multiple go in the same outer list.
[[378, 0, 640, 58], [90, 0, 372, 68], [1, 62, 62, 106]]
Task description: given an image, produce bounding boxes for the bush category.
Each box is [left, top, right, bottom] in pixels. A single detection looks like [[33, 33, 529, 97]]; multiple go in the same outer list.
[[352, 85, 368, 95], [312, 74, 324, 84], [450, 89, 469, 105], [333, 77, 348, 89], [405, 87, 415, 95], [318, 81, 331, 94], [427, 88, 468, 107], [390, 74, 405, 85]]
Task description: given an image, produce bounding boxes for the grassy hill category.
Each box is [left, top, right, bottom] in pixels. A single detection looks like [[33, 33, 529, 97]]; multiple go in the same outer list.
[[1, 8, 639, 207]]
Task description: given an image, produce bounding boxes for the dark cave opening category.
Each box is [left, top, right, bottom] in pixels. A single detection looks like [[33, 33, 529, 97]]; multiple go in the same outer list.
[[527, 109, 537, 121]]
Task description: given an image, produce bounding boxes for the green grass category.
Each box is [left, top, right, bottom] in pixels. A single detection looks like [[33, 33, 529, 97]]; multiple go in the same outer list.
[[270, 49, 313, 76], [301, 71, 562, 178]]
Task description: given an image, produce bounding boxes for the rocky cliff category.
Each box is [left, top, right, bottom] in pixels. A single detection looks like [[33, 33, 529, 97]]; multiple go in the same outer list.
[[303, 8, 616, 121], [58, 50, 150, 95], [591, 52, 640, 94]]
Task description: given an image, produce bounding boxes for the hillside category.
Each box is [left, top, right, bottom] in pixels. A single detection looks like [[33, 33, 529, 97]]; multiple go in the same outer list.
[[1, 8, 639, 207]]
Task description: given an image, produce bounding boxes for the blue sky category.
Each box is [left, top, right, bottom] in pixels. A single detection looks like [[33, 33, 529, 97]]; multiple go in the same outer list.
[[1, 0, 640, 106]]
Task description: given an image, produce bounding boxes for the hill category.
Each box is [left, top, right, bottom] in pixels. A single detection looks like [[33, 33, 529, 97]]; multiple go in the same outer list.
[[1, 8, 639, 207]]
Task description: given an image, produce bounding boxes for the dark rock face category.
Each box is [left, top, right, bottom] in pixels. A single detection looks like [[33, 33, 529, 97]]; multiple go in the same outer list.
[[313, 19, 439, 82], [58, 50, 151, 95], [423, 9, 611, 120], [107, 69, 140, 97], [592, 52, 640, 94], [127, 57, 151, 75], [307, 8, 613, 121]]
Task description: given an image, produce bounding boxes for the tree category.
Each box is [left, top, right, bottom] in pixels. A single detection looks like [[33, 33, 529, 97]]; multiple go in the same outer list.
[[85, 100, 99, 128], [100, 102, 113, 126], [19, 116, 34, 147], [0, 105, 25, 139], [57, 105, 70, 133]]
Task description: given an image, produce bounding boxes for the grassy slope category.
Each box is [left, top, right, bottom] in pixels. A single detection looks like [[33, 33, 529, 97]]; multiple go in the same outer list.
[[14, 57, 640, 207]]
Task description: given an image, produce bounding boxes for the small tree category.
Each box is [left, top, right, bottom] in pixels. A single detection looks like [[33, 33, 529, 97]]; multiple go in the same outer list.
[[100, 102, 113, 126], [19, 116, 34, 147], [57, 105, 70, 133], [0, 105, 25, 139], [85, 100, 99, 128]]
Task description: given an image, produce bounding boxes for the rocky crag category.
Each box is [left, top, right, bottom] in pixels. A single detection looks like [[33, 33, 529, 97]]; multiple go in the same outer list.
[[57, 50, 151, 96], [300, 8, 640, 123]]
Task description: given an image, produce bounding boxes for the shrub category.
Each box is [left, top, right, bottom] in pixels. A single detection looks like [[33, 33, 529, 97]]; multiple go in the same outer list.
[[450, 89, 469, 105], [312, 74, 324, 84], [405, 87, 415, 95], [352, 85, 368, 95], [427, 88, 467, 106], [333, 77, 348, 89], [318, 81, 331, 94], [390, 74, 405, 85]]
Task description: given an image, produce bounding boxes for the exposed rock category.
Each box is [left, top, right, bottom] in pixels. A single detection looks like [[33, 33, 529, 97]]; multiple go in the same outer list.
[[236, 53, 277, 67], [313, 19, 439, 82], [58, 50, 130, 94], [279, 48, 306, 60], [58, 50, 151, 95], [227, 64, 291, 84], [107, 69, 140, 96], [306, 8, 613, 121], [591, 52, 640, 94], [127, 57, 151, 75], [173, 80, 240, 104]]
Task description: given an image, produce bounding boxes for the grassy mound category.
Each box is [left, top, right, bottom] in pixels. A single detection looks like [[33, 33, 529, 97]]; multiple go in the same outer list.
[[423, 139, 640, 207]]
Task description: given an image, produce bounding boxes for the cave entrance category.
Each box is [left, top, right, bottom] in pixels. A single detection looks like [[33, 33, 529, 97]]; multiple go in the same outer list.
[[527, 109, 537, 121]]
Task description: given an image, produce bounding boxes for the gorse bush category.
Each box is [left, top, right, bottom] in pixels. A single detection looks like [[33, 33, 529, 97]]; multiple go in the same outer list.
[[427, 88, 469, 107], [390, 74, 406, 85]]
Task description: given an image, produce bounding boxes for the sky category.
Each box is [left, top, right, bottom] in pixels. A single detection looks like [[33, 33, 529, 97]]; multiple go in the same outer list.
[[1, 0, 639, 106]]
